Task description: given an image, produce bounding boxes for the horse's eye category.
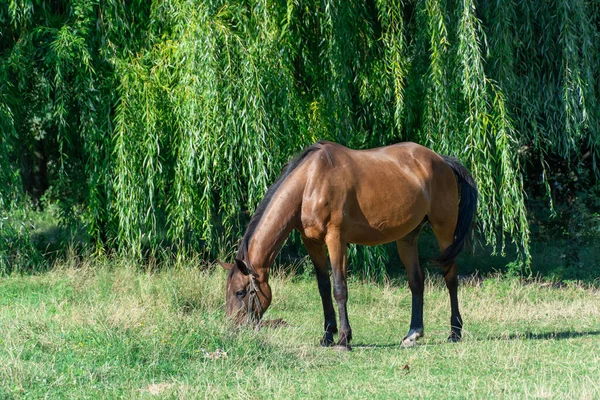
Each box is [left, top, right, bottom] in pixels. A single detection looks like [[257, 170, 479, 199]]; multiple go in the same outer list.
[[235, 289, 247, 298]]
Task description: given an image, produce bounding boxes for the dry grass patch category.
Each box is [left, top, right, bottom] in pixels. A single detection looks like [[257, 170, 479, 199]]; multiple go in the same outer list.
[[143, 382, 174, 396]]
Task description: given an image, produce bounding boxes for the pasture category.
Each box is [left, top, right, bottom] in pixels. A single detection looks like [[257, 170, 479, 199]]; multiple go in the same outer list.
[[1, 258, 599, 399]]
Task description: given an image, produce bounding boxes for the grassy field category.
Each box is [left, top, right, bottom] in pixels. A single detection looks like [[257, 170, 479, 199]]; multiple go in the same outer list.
[[1, 258, 599, 399]]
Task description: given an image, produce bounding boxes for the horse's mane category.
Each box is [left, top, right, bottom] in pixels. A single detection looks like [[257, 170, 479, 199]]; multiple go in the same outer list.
[[235, 141, 334, 265]]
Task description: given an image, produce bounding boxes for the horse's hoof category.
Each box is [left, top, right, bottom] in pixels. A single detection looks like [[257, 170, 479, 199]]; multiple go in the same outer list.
[[320, 332, 335, 347], [447, 332, 462, 343], [335, 332, 352, 349], [402, 330, 422, 348], [332, 344, 352, 351]]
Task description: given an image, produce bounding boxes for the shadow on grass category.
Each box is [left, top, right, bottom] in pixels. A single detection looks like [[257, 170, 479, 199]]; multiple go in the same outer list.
[[350, 343, 415, 350], [350, 330, 600, 349], [486, 330, 600, 341]]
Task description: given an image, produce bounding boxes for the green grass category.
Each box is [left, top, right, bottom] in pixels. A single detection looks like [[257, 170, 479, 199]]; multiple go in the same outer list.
[[1, 259, 599, 398]]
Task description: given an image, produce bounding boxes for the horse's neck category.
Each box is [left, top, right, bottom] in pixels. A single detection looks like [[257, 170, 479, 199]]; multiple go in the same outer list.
[[248, 179, 303, 279]]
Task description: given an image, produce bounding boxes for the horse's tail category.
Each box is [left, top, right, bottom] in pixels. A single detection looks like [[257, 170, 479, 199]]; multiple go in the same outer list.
[[433, 156, 478, 266]]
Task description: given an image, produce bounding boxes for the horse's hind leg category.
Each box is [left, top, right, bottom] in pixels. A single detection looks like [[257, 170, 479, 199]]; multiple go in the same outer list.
[[443, 261, 462, 342], [430, 222, 463, 342], [397, 224, 425, 347], [302, 237, 337, 346]]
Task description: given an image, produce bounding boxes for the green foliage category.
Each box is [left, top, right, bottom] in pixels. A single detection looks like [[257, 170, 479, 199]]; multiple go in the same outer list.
[[0, 204, 42, 274], [1, 0, 599, 271]]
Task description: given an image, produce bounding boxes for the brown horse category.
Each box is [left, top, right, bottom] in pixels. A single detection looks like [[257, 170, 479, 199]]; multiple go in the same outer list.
[[219, 141, 477, 349]]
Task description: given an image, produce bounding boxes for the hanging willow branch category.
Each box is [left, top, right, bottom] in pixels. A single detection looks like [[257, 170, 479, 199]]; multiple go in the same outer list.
[[1, 0, 599, 271]]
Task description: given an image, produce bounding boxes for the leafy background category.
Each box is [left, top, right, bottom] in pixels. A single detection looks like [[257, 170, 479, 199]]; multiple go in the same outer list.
[[1, 0, 599, 278]]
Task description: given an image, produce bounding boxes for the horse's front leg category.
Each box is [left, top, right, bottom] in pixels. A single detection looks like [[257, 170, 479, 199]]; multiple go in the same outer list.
[[325, 236, 352, 350], [302, 237, 337, 346]]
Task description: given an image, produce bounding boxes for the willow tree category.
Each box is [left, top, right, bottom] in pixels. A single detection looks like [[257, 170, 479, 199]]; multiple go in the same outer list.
[[1, 0, 598, 274]]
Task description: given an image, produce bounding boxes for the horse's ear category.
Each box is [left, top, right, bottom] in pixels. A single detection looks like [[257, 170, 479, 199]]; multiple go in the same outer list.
[[235, 258, 251, 275], [218, 261, 234, 271]]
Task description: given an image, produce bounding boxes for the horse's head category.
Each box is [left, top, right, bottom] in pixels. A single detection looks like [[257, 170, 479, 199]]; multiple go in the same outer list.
[[219, 259, 272, 325]]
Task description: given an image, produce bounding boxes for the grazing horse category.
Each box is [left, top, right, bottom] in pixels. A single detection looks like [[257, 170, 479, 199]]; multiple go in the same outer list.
[[219, 141, 477, 349]]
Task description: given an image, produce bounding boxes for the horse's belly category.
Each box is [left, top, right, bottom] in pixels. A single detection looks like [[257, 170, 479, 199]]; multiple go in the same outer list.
[[343, 184, 428, 245], [302, 216, 421, 245], [345, 216, 424, 246]]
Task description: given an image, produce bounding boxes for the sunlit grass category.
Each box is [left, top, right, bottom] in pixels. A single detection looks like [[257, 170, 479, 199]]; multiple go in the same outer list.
[[1, 258, 599, 398]]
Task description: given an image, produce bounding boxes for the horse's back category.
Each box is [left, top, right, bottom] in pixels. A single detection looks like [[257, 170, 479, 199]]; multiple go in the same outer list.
[[320, 141, 449, 195], [299, 142, 457, 245]]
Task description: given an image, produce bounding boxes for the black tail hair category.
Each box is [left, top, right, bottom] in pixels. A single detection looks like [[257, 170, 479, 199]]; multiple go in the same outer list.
[[434, 156, 478, 266]]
